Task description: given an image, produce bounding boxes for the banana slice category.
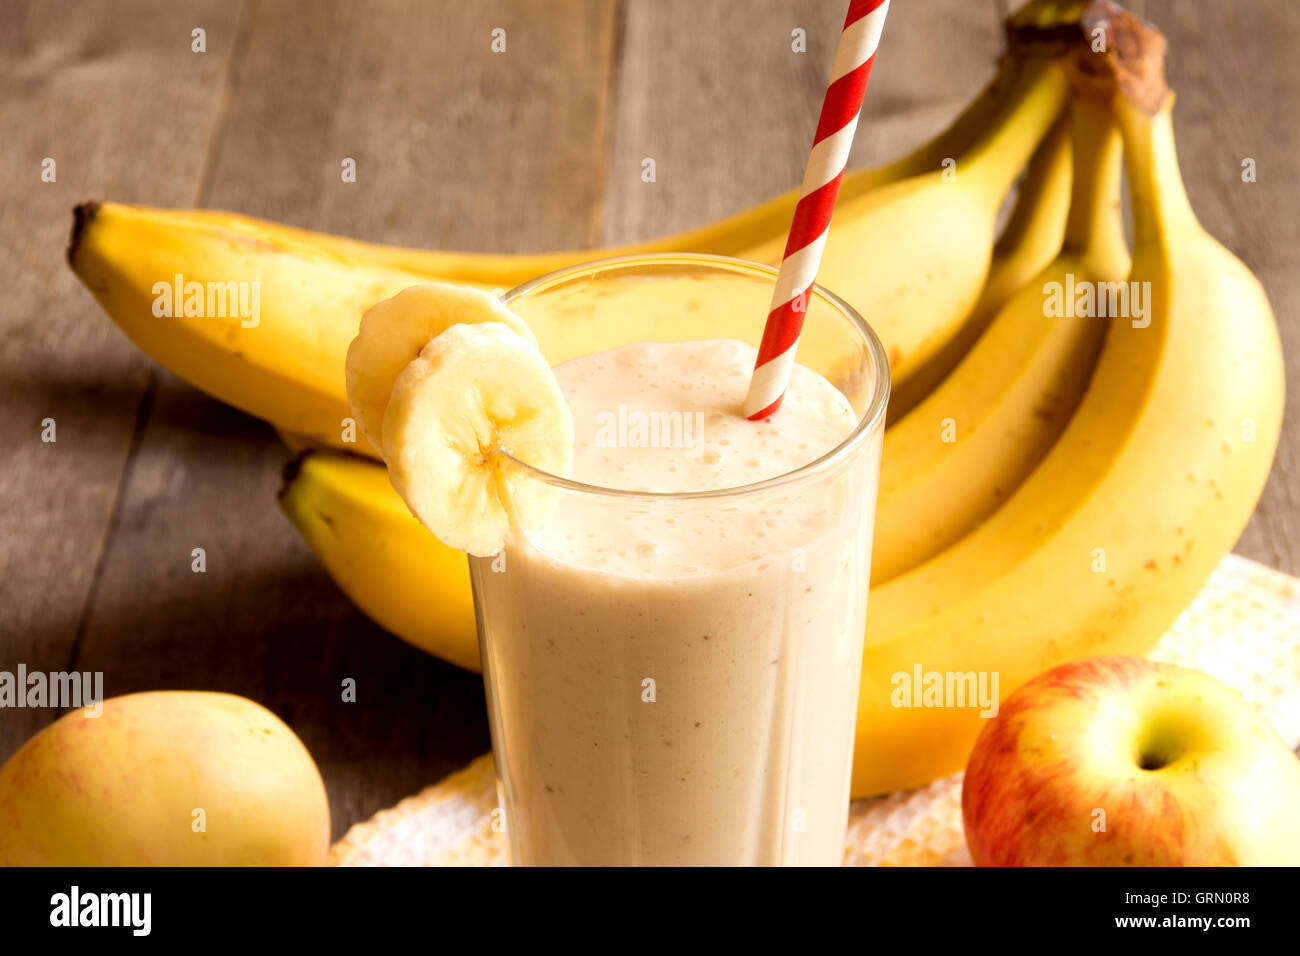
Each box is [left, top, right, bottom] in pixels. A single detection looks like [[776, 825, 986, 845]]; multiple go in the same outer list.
[[345, 282, 538, 453], [382, 322, 573, 557]]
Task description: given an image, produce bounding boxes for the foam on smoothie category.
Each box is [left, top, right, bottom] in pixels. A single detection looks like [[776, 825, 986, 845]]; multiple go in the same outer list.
[[510, 338, 861, 580], [554, 338, 857, 494]]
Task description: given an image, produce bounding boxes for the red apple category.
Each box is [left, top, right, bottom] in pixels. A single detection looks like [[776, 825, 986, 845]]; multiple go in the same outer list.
[[961, 655, 1300, 866]]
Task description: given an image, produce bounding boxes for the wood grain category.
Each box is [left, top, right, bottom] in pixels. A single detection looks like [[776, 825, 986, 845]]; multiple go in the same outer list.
[[198, 0, 620, 253], [0, 0, 241, 751]]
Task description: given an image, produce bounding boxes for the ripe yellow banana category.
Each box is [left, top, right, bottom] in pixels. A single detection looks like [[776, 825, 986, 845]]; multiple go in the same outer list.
[[870, 92, 1128, 584], [67, 202, 427, 457], [850, 71, 1284, 794], [277, 451, 479, 672], [68, 55, 1067, 450], [889, 113, 1073, 417]]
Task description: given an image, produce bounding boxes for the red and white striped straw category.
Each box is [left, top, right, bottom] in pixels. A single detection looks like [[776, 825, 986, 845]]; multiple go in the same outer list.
[[743, 0, 890, 420]]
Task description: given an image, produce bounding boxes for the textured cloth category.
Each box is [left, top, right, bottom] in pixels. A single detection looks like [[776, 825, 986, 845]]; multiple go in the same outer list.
[[330, 554, 1300, 867]]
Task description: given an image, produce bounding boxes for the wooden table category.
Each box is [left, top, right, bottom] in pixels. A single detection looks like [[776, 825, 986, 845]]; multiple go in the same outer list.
[[2, 0, 1297, 840]]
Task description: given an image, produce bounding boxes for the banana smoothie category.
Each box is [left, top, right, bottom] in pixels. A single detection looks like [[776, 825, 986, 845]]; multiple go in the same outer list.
[[470, 338, 877, 865]]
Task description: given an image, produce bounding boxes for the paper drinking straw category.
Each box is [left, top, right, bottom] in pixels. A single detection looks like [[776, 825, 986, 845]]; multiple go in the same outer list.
[[743, 0, 891, 420]]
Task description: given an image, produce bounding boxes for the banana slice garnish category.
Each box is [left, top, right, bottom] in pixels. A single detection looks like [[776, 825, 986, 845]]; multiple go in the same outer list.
[[380, 322, 573, 557], [345, 282, 538, 453]]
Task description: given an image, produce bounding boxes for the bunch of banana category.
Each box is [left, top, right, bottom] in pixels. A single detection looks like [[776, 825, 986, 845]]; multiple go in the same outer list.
[[851, 35, 1284, 792], [870, 90, 1129, 583], [283, 9, 1283, 799]]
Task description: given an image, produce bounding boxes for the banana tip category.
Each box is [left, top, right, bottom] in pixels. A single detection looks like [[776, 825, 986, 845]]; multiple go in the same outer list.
[[278, 450, 315, 499], [1080, 1, 1167, 114], [67, 201, 101, 267]]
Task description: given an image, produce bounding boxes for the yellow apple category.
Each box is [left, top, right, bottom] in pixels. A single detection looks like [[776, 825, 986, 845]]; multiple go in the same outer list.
[[961, 656, 1300, 866], [0, 691, 330, 865]]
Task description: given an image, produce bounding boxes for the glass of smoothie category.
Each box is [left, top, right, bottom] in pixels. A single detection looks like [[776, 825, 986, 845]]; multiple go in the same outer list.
[[470, 253, 889, 866]]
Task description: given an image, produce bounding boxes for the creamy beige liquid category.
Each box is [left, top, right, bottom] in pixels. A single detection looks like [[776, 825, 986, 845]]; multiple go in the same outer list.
[[472, 339, 873, 865]]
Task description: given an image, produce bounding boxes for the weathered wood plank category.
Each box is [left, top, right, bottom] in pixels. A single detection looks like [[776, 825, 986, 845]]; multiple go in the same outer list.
[[0, 0, 241, 756], [200, 0, 620, 253], [70, 0, 620, 837], [1130, 0, 1300, 573]]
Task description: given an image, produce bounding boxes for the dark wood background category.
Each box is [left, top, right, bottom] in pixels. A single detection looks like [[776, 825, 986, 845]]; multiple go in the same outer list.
[[2, 0, 1296, 840]]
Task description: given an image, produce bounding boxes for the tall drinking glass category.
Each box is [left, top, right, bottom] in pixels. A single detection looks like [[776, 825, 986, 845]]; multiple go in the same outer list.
[[470, 254, 889, 865]]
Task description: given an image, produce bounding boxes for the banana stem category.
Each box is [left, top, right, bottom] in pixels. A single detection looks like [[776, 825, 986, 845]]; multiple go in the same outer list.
[[1061, 94, 1125, 254], [960, 57, 1070, 205], [1115, 94, 1200, 253]]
